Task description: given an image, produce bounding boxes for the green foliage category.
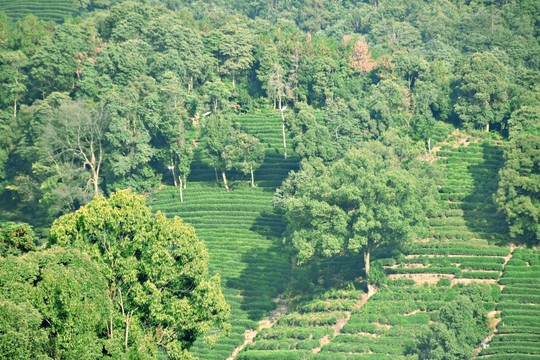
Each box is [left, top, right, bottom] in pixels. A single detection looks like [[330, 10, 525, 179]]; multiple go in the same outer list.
[[454, 52, 508, 131], [0, 221, 35, 256], [495, 134, 540, 246], [278, 141, 437, 286], [49, 189, 230, 358], [413, 285, 490, 360], [0, 246, 111, 359]]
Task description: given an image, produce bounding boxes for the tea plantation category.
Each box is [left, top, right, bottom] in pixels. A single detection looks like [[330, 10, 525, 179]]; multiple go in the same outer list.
[[150, 119, 539, 359], [235, 130, 540, 359], [151, 111, 300, 359], [0, 0, 79, 22]]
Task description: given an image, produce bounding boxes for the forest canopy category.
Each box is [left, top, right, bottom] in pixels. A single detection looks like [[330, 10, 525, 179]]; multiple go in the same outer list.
[[0, 0, 538, 226]]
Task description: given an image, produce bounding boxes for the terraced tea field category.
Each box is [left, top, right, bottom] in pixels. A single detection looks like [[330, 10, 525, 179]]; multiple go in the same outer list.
[[478, 248, 540, 360], [154, 122, 534, 359], [236, 131, 520, 359], [152, 111, 299, 359], [0, 0, 79, 22]]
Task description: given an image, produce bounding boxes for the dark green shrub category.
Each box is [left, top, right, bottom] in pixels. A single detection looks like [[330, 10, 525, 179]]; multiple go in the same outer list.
[[437, 278, 451, 287]]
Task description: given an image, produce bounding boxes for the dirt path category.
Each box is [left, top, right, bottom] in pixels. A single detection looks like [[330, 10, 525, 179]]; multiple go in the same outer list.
[[227, 296, 287, 360], [312, 290, 376, 354], [472, 245, 515, 357]]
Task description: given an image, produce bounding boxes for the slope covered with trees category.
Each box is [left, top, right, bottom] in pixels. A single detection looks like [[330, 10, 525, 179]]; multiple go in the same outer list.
[[0, 0, 539, 359]]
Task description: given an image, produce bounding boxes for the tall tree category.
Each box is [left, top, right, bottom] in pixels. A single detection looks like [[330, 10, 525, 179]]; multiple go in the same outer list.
[[454, 52, 508, 132], [494, 134, 539, 246], [0, 246, 111, 359], [224, 131, 265, 187], [39, 98, 108, 198], [104, 77, 161, 193], [0, 50, 28, 118], [267, 63, 292, 110], [200, 114, 234, 191], [48, 189, 230, 358], [276, 141, 436, 290], [219, 17, 255, 88]]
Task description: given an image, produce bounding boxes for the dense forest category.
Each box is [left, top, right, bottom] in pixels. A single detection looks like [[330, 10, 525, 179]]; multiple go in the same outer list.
[[0, 0, 539, 359]]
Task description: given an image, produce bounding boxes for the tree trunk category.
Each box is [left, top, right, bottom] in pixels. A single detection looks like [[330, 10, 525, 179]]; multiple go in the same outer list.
[[364, 248, 370, 283], [280, 109, 287, 159], [250, 164, 255, 187], [183, 175, 187, 189], [486, 122, 490, 132], [178, 176, 183, 203], [93, 171, 99, 197], [364, 248, 375, 295], [214, 167, 219, 182], [171, 158, 177, 187], [222, 170, 230, 192], [13, 98, 17, 118], [232, 72, 236, 88], [125, 314, 131, 351], [428, 137, 431, 154]]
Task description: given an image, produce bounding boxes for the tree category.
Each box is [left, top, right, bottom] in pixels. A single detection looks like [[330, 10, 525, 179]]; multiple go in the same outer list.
[[454, 52, 508, 132], [267, 63, 292, 110], [494, 134, 539, 246], [39, 98, 108, 198], [203, 77, 231, 113], [0, 221, 36, 257], [507, 86, 540, 138], [413, 284, 490, 360], [200, 114, 234, 191], [366, 79, 411, 137], [275, 141, 435, 290], [289, 102, 337, 161], [347, 35, 376, 73], [0, 50, 28, 118], [225, 131, 265, 187], [324, 97, 363, 156], [219, 17, 255, 88], [104, 77, 161, 193], [48, 189, 230, 358], [0, 246, 111, 359]]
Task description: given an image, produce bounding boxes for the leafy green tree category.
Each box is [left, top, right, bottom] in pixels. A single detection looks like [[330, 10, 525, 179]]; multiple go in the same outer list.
[[200, 114, 234, 191], [0, 246, 111, 359], [219, 17, 255, 88], [454, 52, 508, 132], [49, 189, 230, 359], [411, 61, 452, 153], [324, 97, 363, 156], [507, 86, 540, 138], [104, 77, 161, 193], [144, 13, 210, 92], [0, 50, 28, 118], [12, 15, 53, 57], [276, 141, 435, 289], [224, 131, 265, 187], [494, 134, 539, 246], [203, 77, 231, 113], [413, 284, 490, 360], [0, 221, 36, 257], [30, 22, 90, 96], [366, 79, 411, 137], [289, 102, 336, 161]]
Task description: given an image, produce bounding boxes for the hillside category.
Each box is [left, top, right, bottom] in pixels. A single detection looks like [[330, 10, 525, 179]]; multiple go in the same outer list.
[[0, 1, 538, 358], [235, 131, 540, 359], [151, 111, 299, 359]]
